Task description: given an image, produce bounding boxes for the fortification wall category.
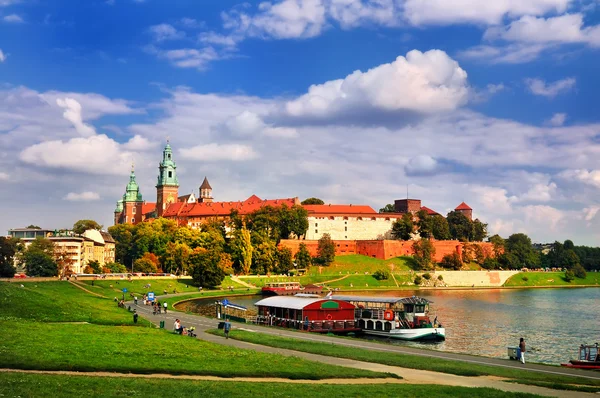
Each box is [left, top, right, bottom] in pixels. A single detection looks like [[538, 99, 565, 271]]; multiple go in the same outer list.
[[433, 270, 519, 287]]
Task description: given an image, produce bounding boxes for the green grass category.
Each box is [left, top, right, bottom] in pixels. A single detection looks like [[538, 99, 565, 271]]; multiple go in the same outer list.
[[0, 282, 144, 325], [207, 329, 600, 390], [504, 271, 600, 287], [307, 255, 414, 275], [162, 290, 260, 312], [79, 278, 199, 297], [0, 372, 542, 398], [0, 321, 385, 379]]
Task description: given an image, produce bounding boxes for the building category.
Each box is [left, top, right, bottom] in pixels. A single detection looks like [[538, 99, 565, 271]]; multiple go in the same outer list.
[[113, 142, 299, 229], [7, 228, 116, 274], [455, 202, 473, 220]]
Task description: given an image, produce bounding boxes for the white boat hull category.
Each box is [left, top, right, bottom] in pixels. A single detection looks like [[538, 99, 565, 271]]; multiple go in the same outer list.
[[363, 327, 445, 341]]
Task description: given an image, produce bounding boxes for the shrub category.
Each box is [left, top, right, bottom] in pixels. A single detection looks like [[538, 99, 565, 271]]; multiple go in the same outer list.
[[373, 269, 391, 280], [422, 273, 431, 280], [414, 275, 422, 285], [439, 252, 462, 270], [564, 269, 575, 282], [573, 263, 587, 279], [437, 275, 443, 281], [522, 276, 529, 282]]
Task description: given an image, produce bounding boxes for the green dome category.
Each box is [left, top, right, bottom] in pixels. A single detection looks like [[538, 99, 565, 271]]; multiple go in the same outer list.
[[114, 199, 123, 213], [123, 167, 143, 202]]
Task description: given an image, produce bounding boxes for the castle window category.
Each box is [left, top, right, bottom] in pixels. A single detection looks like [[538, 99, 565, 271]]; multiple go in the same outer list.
[[168, 171, 173, 178], [315, 223, 318, 227], [168, 154, 171, 160], [131, 218, 135, 223], [132, 207, 136, 214], [315, 229, 318, 234], [345, 226, 347, 231]]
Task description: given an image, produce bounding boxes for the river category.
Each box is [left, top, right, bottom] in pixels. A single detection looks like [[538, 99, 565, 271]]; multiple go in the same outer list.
[[183, 287, 600, 365]]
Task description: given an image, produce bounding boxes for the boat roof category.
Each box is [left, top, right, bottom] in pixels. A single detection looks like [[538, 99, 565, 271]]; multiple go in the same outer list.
[[255, 296, 325, 310], [331, 295, 432, 304]]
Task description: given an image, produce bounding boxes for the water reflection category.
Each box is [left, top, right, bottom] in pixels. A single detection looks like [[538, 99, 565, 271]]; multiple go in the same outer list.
[[184, 288, 600, 365]]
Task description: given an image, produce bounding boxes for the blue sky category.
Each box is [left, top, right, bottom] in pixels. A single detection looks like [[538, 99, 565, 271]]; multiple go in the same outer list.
[[1, 0, 600, 245]]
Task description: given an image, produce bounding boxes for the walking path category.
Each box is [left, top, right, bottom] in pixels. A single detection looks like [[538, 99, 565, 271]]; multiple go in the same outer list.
[[230, 276, 256, 288], [129, 296, 599, 398]]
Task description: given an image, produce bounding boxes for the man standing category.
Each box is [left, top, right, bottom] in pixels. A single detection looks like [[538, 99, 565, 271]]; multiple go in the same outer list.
[[519, 338, 526, 364], [224, 318, 231, 339]]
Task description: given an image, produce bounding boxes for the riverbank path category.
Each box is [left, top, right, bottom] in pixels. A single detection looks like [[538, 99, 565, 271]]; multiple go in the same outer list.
[[128, 295, 599, 398]]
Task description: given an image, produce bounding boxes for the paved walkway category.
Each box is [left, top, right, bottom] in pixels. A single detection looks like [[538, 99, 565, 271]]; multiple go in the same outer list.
[[129, 296, 599, 398]]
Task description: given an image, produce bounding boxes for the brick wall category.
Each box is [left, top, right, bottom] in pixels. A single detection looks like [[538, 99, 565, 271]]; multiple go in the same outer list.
[[279, 239, 495, 262]]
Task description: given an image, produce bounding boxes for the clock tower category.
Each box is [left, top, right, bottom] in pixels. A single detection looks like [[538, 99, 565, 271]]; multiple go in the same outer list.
[[156, 141, 179, 217]]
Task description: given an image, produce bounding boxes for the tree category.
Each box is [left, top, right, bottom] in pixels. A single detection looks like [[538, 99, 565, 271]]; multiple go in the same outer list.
[[416, 210, 432, 239], [26, 225, 41, 229], [471, 219, 488, 242], [188, 247, 225, 288], [108, 224, 135, 268], [230, 226, 253, 275], [278, 204, 309, 240], [87, 260, 102, 274], [55, 246, 76, 277], [391, 213, 414, 240], [72, 219, 103, 235], [251, 232, 277, 274], [447, 211, 472, 241], [0, 237, 17, 277], [133, 253, 159, 273], [439, 252, 462, 270], [563, 239, 575, 251], [301, 198, 324, 205], [218, 253, 234, 275], [431, 215, 451, 240], [573, 263, 587, 279], [412, 239, 436, 270], [502, 233, 540, 268], [315, 233, 336, 266], [488, 234, 505, 257], [161, 241, 192, 275], [379, 204, 396, 213], [275, 246, 294, 274], [25, 252, 58, 277], [294, 243, 312, 269], [105, 262, 128, 273]]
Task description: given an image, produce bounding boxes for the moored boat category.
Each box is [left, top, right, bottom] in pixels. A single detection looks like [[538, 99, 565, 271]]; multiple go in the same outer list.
[[561, 343, 600, 370], [331, 295, 445, 341], [261, 281, 323, 296]]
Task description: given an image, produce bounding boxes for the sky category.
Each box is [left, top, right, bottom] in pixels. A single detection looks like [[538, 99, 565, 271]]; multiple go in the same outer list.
[[1, 0, 600, 245]]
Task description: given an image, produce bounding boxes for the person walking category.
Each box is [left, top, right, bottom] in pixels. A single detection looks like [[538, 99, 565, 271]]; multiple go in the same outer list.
[[519, 337, 526, 364], [163, 301, 168, 314], [133, 310, 138, 324], [134, 296, 138, 306]]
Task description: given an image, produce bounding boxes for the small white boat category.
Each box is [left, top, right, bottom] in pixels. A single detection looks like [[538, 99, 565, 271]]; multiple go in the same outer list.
[[331, 295, 445, 341]]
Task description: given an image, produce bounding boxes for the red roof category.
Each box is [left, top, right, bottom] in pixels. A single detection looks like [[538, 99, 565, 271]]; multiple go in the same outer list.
[[163, 195, 299, 218], [420, 206, 440, 216], [303, 204, 377, 214], [455, 202, 472, 210], [142, 202, 156, 215]]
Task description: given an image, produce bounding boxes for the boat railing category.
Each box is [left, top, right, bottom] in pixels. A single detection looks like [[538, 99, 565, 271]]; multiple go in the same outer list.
[[355, 308, 386, 320]]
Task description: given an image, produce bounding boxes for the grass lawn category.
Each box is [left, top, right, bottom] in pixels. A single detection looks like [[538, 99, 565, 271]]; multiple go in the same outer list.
[[504, 271, 600, 287], [79, 278, 199, 298], [0, 321, 386, 379], [207, 329, 600, 391], [0, 372, 541, 398], [163, 290, 260, 311], [307, 255, 415, 276]]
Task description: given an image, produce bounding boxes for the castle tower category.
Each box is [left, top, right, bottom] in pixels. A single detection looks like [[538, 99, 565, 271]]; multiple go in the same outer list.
[[198, 176, 213, 203], [455, 202, 473, 221], [122, 166, 144, 224], [156, 141, 179, 217], [114, 199, 123, 225]]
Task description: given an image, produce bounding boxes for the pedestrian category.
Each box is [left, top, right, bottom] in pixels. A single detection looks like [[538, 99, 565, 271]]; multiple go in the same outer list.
[[163, 301, 168, 314], [174, 319, 182, 334], [519, 337, 526, 364], [133, 310, 138, 324], [153, 303, 157, 315], [224, 318, 231, 339], [134, 296, 138, 305], [157, 301, 161, 314]]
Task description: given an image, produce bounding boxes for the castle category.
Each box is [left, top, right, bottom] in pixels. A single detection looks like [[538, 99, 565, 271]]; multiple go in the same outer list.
[[113, 142, 474, 243]]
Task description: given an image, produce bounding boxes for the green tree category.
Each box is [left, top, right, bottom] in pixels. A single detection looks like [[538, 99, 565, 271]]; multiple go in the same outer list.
[[231, 226, 253, 275], [391, 213, 414, 240], [379, 204, 396, 213], [564, 269, 575, 282], [488, 234, 505, 257], [0, 237, 17, 277], [412, 239, 436, 270], [294, 243, 312, 269], [439, 252, 462, 270], [502, 233, 540, 268], [161, 241, 192, 275], [245, 206, 282, 241], [72, 219, 103, 235], [252, 232, 277, 274], [315, 233, 336, 266], [133, 253, 159, 274], [471, 219, 488, 242], [431, 215, 451, 240], [446, 211, 472, 241], [87, 260, 102, 274], [416, 210, 432, 239], [25, 252, 58, 277], [105, 262, 128, 273], [275, 246, 294, 274], [278, 204, 309, 240], [108, 224, 135, 268], [301, 197, 324, 205], [482, 257, 501, 270], [188, 247, 225, 288], [563, 239, 575, 251]]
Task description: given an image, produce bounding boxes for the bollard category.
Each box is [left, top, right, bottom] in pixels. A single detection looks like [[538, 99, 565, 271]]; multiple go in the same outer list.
[[160, 320, 165, 329]]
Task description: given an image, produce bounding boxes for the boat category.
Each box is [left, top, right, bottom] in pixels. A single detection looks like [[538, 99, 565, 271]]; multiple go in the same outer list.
[[561, 344, 600, 370], [261, 281, 323, 296], [331, 295, 445, 341]]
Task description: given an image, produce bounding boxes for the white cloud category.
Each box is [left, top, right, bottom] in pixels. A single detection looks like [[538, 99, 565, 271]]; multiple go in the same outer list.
[[223, 110, 298, 138], [0, 0, 21, 6], [548, 113, 567, 126], [3, 14, 23, 23], [403, 0, 571, 26], [458, 43, 551, 64], [518, 182, 557, 202], [64, 191, 101, 201], [286, 49, 469, 118], [404, 155, 439, 176], [558, 169, 600, 188], [525, 77, 576, 97], [179, 18, 205, 29], [0, 171, 8, 180], [484, 14, 600, 47], [0, 49, 6, 62], [123, 135, 158, 151], [148, 46, 220, 69], [327, 0, 402, 29], [56, 98, 96, 137], [148, 24, 185, 42], [486, 83, 505, 94], [180, 143, 258, 161], [42, 91, 141, 119]]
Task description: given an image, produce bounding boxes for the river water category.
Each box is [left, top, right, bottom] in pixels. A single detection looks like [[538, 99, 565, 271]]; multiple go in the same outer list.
[[185, 287, 600, 365]]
